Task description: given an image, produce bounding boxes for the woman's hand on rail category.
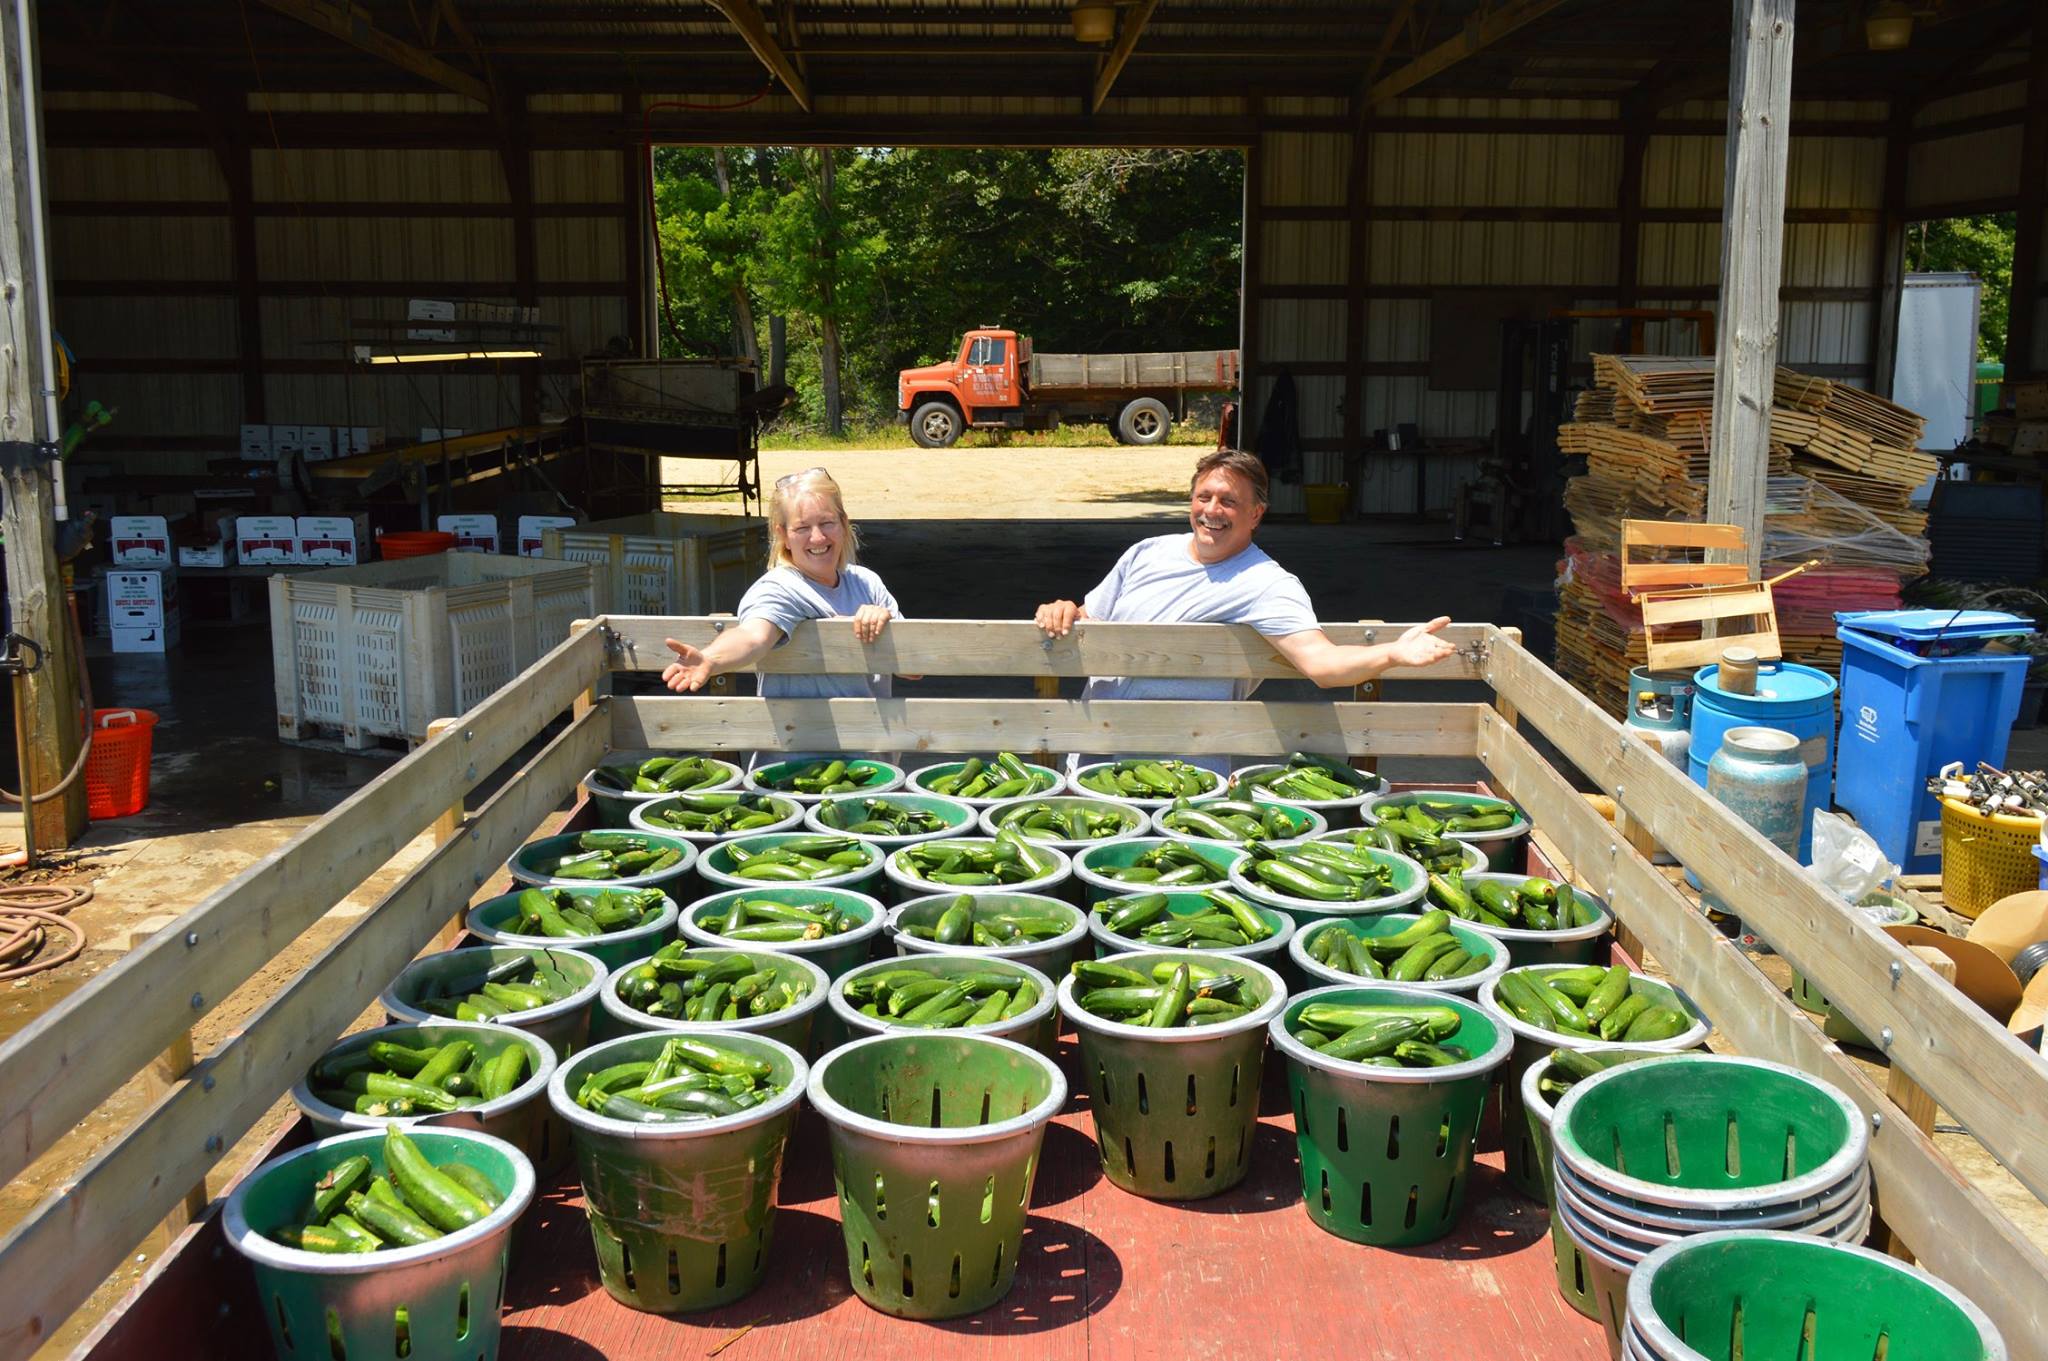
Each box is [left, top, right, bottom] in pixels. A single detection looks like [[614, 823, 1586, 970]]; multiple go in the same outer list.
[[850, 604, 892, 644]]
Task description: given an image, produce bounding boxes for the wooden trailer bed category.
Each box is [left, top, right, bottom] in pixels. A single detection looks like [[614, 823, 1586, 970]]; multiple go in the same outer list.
[[5, 618, 2045, 1360]]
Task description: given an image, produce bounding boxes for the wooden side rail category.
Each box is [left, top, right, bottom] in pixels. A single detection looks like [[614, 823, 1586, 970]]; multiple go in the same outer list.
[[600, 616, 1495, 683], [1477, 708, 2048, 1352], [1483, 632, 2048, 1216], [0, 625, 606, 1194], [613, 697, 1485, 758]]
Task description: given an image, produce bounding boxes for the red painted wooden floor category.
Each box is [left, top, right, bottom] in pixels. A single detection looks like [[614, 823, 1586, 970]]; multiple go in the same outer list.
[[493, 1034, 1606, 1361]]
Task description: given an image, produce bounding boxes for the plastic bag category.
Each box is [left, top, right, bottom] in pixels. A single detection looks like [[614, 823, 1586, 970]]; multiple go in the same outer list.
[[1808, 809, 1895, 903]]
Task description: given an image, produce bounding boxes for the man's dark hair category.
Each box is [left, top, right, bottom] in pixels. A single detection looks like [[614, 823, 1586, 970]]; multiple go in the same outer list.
[[1190, 448, 1270, 507]]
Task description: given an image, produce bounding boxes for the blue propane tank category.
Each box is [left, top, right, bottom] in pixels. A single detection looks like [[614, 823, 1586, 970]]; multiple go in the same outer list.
[[1687, 661, 1837, 862]]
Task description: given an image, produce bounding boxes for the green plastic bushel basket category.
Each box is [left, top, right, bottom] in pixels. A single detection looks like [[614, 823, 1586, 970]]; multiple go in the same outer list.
[[829, 954, 1059, 1055], [807, 1032, 1066, 1320], [743, 756, 905, 806], [908, 757, 1064, 811], [803, 791, 979, 851], [1287, 912, 1508, 998], [1057, 948, 1288, 1201], [1364, 789, 1533, 871], [1480, 963, 1711, 1203], [223, 1127, 535, 1361], [508, 829, 699, 897], [679, 885, 887, 980], [597, 947, 831, 1054], [627, 791, 804, 845], [548, 1029, 808, 1314], [464, 887, 679, 972], [889, 891, 1092, 979], [1623, 1230, 2006, 1361], [1069, 837, 1247, 907], [977, 796, 1150, 854], [1270, 983, 1512, 1247], [1085, 890, 1295, 970], [291, 1020, 568, 1175], [697, 830, 887, 896], [1225, 842, 1429, 928], [380, 945, 607, 1061], [581, 753, 741, 827]]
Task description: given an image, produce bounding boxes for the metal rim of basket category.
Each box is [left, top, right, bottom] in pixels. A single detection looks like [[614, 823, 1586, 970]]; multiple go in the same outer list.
[[976, 796, 1149, 848], [598, 947, 831, 1035], [1083, 890, 1296, 961], [826, 954, 1058, 1044], [887, 891, 1091, 960], [1359, 788, 1535, 842], [382, 944, 609, 1032], [1063, 761, 1229, 809], [1266, 981, 1515, 1085], [699, 830, 886, 891], [1069, 837, 1249, 895], [801, 791, 980, 850], [1225, 761, 1387, 807], [1055, 947, 1289, 1047], [1146, 800, 1330, 845], [545, 1026, 810, 1141], [1287, 913, 1507, 995], [466, 889, 680, 952], [1479, 964, 1709, 1055], [804, 1030, 1069, 1146], [291, 1018, 560, 1133], [884, 838, 1074, 897], [679, 885, 890, 960], [1459, 872, 1617, 944]]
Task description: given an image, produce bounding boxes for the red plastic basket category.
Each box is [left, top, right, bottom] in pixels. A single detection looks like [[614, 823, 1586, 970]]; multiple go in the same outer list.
[[378, 530, 457, 560], [84, 708, 158, 820]]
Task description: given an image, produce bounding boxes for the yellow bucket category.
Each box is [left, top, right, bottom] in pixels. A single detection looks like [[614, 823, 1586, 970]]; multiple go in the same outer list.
[[1938, 796, 2044, 919], [1305, 483, 1349, 525]]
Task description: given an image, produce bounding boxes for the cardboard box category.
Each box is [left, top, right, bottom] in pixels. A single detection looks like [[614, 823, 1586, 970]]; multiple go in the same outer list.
[[103, 568, 178, 628], [2012, 379, 2048, 422], [296, 515, 361, 566], [237, 515, 300, 565], [298, 426, 335, 461], [178, 539, 234, 569], [111, 614, 181, 654], [109, 515, 172, 567], [419, 428, 468, 444], [270, 425, 303, 457], [239, 424, 273, 458], [516, 515, 577, 557], [407, 298, 457, 343], [2013, 422, 2048, 458], [436, 513, 499, 554]]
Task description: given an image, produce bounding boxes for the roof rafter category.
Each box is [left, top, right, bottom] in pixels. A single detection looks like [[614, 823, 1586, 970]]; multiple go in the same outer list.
[[1366, 0, 1570, 106], [255, 0, 492, 102], [1091, 0, 1162, 113], [702, 0, 813, 110]]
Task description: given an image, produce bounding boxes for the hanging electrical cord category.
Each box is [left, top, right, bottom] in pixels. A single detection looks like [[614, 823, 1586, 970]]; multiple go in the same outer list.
[[642, 86, 775, 350]]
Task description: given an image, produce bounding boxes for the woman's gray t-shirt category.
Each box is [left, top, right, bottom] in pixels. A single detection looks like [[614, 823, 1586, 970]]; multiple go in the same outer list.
[[736, 563, 902, 699]]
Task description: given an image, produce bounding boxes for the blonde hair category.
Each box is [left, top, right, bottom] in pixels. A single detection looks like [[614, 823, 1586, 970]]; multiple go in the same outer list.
[[766, 467, 860, 572]]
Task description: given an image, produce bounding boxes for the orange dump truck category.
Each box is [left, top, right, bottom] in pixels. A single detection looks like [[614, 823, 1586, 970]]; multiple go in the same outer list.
[[897, 327, 1240, 448]]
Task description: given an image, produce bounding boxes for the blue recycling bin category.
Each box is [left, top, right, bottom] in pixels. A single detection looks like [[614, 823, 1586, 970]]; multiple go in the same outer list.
[[1834, 609, 2036, 876]]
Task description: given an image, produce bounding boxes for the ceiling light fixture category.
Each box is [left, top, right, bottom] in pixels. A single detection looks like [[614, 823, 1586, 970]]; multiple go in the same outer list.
[[354, 347, 545, 365], [1070, 3, 1115, 44], [1865, 0, 1914, 51]]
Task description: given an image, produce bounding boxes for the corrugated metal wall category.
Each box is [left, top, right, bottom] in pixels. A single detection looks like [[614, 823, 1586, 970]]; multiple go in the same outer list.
[[46, 90, 631, 462], [1251, 96, 1897, 514]]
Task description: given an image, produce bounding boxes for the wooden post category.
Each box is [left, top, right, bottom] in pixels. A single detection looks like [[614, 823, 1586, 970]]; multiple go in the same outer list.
[[1869, 105, 1910, 398], [1614, 113, 1647, 311], [1351, 620, 1384, 776], [2005, 6, 2048, 378], [0, 5, 86, 851], [1704, 0, 1795, 577], [427, 717, 469, 949], [145, 1033, 207, 1247], [1877, 945, 1958, 1264]]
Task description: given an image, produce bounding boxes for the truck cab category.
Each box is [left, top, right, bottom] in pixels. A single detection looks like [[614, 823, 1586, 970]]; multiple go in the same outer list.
[[897, 329, 1026, 448]]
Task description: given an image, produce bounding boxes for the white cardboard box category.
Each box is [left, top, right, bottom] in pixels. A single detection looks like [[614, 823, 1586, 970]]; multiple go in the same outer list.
[[298, 426, 335, 461], [103, 568, 178, 627], [178, 538, 235, 569], [239, 424, 273, 458], [296, 515, 361, 566], [517, 515, 577, 557], [270, 425, 304, 457], [436, 513, 499, 553], [237, 515, 300, 565], [407, 298, 457, 343], [112, 614, 181, 654], [109, 515, 172, 567]]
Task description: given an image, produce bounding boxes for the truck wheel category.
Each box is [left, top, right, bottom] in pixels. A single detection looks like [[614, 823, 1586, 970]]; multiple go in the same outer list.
[[909, 402, 962, 449], [1118, 398, 1171, 446]]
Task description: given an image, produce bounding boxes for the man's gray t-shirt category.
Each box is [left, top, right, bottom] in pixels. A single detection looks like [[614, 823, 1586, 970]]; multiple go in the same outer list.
[[1080, 533, 1318, 705], [737, 564, 901, 699]]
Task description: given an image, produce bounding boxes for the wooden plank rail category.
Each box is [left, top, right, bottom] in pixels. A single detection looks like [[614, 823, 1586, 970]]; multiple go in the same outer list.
[[0, 701, 606, 1361], [1484, 633, 2048, 1213], [0, 626, 603, 1192], [1475, 708, 2048, 1352], [601, 617, 1495, 683], [613, 696, 1485, 758]]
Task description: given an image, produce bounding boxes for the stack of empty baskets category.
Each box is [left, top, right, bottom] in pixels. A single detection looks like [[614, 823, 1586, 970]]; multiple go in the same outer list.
[[1548, 1054, 1873, 1356]]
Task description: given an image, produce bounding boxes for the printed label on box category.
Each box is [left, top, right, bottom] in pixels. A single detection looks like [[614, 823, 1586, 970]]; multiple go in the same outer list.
[[178, 542, 233, 568], [436, 513, 499, 553], [296, 515, 360, 565], [1913, 819, 1943, 859], [516, 515, 576, 557], [237, 515, 300, 565], [111, 614, 181, 654], [110, 515, 172, 566]]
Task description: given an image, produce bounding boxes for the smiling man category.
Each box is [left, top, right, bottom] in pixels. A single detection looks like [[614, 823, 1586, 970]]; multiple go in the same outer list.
[[1033, 448, 1455, 771]]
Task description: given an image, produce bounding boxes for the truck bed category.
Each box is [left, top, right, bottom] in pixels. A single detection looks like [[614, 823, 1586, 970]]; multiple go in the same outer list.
[[1028, 350, 1239, 392]]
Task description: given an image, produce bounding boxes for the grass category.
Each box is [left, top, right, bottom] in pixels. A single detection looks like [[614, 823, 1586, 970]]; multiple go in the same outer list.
[[760, 423, 1219, 452]]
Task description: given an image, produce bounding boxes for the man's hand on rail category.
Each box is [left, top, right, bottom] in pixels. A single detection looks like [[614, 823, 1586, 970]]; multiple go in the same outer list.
[[1034, 599, 1087, 639]]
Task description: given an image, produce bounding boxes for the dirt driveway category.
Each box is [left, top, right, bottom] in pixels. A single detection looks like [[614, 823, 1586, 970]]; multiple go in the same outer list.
[[671, 445, 1204, 520]]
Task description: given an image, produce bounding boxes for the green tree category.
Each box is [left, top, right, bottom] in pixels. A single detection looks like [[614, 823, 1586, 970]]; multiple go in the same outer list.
[[1906, 213, 2016, 364]]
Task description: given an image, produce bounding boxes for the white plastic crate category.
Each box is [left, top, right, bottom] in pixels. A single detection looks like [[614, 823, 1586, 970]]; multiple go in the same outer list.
[[269, 553, 595, 747], [540, 512, 766, 616]]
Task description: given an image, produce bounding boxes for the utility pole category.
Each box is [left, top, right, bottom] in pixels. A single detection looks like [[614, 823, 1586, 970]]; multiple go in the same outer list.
[[0, 0, 87, 851], [1704, 0, 1795, 577]]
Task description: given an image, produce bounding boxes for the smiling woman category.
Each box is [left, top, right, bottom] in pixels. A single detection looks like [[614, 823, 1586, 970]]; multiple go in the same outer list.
[[661, 467, 907, 711]]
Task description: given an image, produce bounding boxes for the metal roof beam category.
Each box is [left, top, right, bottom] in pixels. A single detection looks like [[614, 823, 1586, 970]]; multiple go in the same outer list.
[[702, 0, 813, 110], [1091, 0, 1162, 113], [1366, 0, 1570, 106], [255, 0, 492, 102]]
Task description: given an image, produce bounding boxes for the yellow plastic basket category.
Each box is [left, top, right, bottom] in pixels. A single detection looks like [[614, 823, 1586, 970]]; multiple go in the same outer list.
[[1938, 796, 2043, 919]]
